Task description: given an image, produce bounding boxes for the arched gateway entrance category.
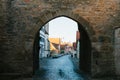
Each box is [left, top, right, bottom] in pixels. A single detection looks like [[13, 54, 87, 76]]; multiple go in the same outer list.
[[33, 10, 94, 76]]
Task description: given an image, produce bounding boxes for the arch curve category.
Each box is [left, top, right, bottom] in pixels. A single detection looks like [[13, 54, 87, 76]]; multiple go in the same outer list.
[[33, 10, 94, 76], [33, 10, 95, 40]]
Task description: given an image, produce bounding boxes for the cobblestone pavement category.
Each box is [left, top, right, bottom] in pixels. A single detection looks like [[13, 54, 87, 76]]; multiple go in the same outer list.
[[33, 55, 86, 80]]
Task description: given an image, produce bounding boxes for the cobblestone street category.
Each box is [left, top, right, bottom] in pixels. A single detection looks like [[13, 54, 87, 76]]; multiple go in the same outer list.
[[33, 55, 86, 80]]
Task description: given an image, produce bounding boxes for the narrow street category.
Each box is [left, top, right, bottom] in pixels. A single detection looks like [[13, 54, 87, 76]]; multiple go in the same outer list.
[[33, 55, 86, 80]]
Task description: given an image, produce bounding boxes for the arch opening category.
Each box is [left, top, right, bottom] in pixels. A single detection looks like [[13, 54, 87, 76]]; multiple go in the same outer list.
[[33, 16, 92, 79]]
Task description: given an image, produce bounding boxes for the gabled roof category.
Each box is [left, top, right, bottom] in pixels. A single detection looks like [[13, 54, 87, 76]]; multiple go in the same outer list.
[[49, 38, 61, 44], [50, 43, 57, 51]]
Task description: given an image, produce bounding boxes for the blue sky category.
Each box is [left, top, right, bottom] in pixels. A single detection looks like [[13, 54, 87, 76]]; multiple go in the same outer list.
[[48, 17, 78, 43]]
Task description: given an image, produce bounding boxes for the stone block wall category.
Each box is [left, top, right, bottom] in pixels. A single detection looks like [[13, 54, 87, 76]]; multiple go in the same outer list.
[[0, 0, 120, 79]]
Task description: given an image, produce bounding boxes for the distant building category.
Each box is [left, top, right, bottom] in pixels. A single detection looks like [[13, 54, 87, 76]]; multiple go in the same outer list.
[[61, 42, 73, 54], [49, 38, 61, 54], [73, 42, 77, 50], [49, 38, 61, 45], [49, 38, 74, 55], [39, 23, 50, 58], [76, 31, 80, 40], [64, 45, 72, 54], [76, 31, 80, 58]]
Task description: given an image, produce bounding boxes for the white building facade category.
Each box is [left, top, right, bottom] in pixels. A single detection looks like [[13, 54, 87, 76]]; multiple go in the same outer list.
[[39, 23, 50, 58]]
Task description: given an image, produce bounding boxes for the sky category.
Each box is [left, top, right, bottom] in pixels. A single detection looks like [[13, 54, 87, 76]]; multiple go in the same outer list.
[[48, 17, 78, 43]]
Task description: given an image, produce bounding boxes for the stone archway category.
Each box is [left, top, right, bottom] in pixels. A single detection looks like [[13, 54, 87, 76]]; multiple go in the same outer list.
[[33, 10, 94, 76], [0, 0, 118, 79]]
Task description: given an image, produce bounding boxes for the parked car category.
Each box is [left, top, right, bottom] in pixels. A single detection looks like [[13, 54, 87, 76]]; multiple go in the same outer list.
[[52, 54, 59, 58]]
